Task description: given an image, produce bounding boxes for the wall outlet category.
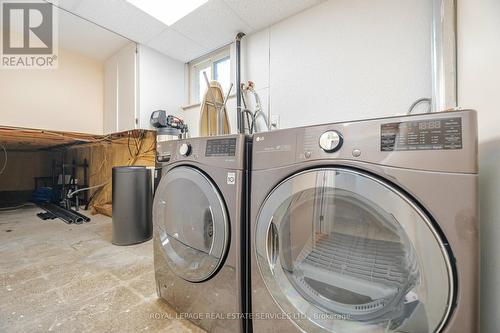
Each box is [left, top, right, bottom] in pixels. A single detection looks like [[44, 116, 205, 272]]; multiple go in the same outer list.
[[271, 115, 280, 130]]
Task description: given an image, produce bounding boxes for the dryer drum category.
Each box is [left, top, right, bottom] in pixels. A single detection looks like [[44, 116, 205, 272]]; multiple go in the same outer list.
[[255, 168, 454, 333], [284, 189, 419, 319]]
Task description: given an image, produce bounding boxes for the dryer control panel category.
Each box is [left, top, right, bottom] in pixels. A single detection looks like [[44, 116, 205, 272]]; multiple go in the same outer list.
[[205, 138, 237, 157], [156, 135, 245, 170], [381, 117, 462, 151], [252, 110, 477, 174]]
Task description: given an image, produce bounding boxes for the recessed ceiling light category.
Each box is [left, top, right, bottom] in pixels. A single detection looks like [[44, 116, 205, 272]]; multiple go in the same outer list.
[[126, 0, 208, 26]]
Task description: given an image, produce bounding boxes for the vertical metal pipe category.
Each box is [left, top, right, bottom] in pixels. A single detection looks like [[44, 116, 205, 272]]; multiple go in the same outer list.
[[431, 0, 458, 112], [61, 152, 66, 207], [235, 32, 246, 134], [83, 158, 88, 204]]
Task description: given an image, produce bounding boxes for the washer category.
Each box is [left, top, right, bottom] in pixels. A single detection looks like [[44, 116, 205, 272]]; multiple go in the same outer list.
[[249, 110, 478, 333], [153, 134, 249, 333]]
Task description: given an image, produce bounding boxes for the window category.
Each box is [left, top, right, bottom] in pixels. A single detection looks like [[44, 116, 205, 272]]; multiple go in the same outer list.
[[189, 48, 231, 104]]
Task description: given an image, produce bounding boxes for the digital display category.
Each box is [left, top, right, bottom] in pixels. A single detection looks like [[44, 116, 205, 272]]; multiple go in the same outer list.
[[418, 120, 441, 130], [381, 117, 462, 151], [205, 138, 237, 157]]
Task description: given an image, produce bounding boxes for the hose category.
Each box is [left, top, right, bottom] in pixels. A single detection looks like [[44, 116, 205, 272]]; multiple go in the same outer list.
[[241, 109, 253, 133], [251, 110, 271, 134], [241, 83, 270, 134], [408, 98, 432, 114], [249, 89, 270, 133], [67, 182, 108, 198]]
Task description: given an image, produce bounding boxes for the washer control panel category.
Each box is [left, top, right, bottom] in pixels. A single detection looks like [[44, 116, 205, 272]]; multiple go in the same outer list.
[[381, 117, 462, 151], [319, 130, 343, 152], [205, 138, 237, 157]]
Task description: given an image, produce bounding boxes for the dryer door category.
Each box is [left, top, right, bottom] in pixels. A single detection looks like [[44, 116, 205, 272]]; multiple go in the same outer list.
[[153, 166, 229, 282], [255, 167, 454, 333]]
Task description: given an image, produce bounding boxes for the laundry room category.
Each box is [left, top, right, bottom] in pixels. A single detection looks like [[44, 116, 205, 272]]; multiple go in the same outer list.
[[0, 0, 498, 332]]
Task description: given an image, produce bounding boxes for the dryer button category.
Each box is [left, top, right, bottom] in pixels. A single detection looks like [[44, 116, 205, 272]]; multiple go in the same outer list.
[[319, 130, 343, 153], [179, 143, 192, 157]]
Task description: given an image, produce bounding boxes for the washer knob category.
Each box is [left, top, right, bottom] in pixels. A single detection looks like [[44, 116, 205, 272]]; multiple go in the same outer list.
[[179, 143, 191, 156], [319, 130, 343, 152]]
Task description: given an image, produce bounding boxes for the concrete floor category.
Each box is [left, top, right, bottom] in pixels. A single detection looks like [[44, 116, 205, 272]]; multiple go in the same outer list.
[[0, 206, 205, 333]]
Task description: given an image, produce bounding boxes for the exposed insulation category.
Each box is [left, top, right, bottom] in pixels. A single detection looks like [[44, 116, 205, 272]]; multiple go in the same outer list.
[[65, 130, 156, 217]]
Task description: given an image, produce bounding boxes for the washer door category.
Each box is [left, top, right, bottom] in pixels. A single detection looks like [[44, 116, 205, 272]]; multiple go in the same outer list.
[[153, 166, 229, 282], [255, 168, 454, 333]]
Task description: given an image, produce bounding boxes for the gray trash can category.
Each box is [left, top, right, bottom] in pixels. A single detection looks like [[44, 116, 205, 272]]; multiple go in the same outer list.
[[112, 166, 152, 245]]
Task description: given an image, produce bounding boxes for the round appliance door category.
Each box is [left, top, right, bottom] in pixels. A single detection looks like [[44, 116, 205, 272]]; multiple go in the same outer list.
[[153, 166, 229, 282], [255, 168, 454, 333]]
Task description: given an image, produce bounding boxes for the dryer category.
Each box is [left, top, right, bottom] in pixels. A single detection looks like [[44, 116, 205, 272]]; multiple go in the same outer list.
[[153, 134, 249, 333], [249, 110, 478, 332]]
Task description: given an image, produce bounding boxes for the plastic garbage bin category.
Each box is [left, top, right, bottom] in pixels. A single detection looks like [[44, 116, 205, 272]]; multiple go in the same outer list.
[[112, 166, 152, 245]]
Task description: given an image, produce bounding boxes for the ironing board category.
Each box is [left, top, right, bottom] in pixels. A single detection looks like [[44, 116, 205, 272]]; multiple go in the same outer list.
[[199, 81, 231, 136]]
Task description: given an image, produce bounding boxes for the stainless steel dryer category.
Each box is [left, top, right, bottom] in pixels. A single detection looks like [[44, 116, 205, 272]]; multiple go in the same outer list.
[[153, 134, 248, 333], [250, 110, 478, 332]]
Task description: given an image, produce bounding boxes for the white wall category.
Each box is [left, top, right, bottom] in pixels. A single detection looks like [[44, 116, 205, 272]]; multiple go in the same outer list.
[[137, 45, 185, 129], [0, 47, 104, 134], [457, 0, 500, 332], [182, 0, 432, 134], [104, 43, 137, 134], [268, 0, 432, 128]]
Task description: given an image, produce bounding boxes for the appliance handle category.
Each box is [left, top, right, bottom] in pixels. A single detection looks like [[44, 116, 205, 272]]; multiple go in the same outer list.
[[205, 206, 215, 255], [267, 218, 279, 269]]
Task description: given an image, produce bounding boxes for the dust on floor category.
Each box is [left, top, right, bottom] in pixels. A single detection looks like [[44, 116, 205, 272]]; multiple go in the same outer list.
[[0, 206, 204, 333]]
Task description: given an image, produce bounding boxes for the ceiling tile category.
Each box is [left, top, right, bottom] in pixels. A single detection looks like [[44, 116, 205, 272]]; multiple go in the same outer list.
[[48, 0, 83, 11], [171, 0, 251, 50], [147, 28, 209, 63], [223, 0, 324, 31], [48, 0, 326, 62], [58, 9, 130, 61], [72, 0, 167, 44]]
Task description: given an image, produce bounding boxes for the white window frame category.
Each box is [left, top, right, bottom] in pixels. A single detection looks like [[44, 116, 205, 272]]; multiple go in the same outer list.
[[188, 46, 231, 104]]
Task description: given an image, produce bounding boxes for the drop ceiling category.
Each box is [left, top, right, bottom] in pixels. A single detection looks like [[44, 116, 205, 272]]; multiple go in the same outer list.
[[4, 4, 130, 61], [50, 0, 324, 62], [58, 9, 130, 61]]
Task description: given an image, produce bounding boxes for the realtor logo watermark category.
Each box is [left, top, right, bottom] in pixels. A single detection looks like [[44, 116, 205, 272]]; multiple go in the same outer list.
[[1, 0, 58, 69]]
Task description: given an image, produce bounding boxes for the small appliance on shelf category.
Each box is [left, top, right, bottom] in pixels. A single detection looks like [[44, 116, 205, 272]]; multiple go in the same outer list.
[[150, 110, 189, 142]]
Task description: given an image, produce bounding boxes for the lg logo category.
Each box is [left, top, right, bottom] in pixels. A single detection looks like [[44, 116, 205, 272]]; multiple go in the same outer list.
[[1, 1, 57, 68]]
